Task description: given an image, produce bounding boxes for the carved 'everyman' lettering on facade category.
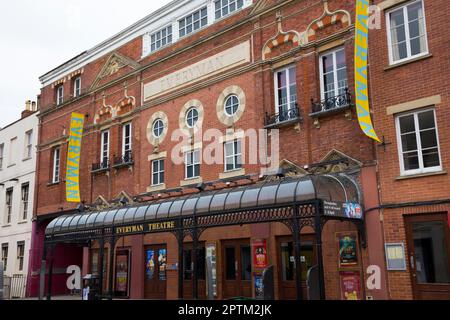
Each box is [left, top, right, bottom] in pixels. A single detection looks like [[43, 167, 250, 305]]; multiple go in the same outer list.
[[144, 41, 250, 100]]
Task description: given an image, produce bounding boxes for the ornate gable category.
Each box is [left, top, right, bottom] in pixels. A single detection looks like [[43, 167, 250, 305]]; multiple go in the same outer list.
[[93, 195, 110, 211], [90, 52, 141, 90], [307, 149, 362, 175]]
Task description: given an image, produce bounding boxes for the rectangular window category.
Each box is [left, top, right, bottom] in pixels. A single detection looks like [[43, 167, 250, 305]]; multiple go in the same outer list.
[[16, 242, 25, 272], [274, 66, 297, 115], [396, 108, 441, 175], [185, 150, 201, 179], [5, 188, 13, 225], [1, 244, 8, 271], [179, 7, 208, 38], [56, 86, 64, 105], [74, 77, 81, 97], [122, 123, 132, 159], [101, 130, 110, 166], [150, 25, 173, 52], [152, 159, 165, 186], [214, 0, 244, 19], [52, 147, 61, 183], [319, 47, 348, 100], [20, 183, 29, 221], [387, 0, 428, 64], [0, 143, 4, 169], [224, 140, 242, 172], [9, 137, 17, 166], [24, 130, 33, 159]]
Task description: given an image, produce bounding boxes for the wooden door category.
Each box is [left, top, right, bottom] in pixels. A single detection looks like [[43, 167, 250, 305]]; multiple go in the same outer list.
[[183, 243, 207, 300], [405, 213, 450, 300], [144, 245, 167, 300], [277, 235, 316, 300], [222, 239, 252, 299]]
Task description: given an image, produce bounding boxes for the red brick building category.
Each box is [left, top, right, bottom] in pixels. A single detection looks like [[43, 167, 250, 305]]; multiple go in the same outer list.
[[370, 0, 450, 300], [28, 0, 448, 300]]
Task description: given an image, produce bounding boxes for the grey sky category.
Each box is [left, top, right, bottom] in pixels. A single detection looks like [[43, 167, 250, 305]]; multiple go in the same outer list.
[[0, 0, 172, 128]]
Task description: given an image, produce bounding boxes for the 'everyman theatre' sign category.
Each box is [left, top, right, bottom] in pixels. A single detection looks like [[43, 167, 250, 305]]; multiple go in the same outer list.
[[66, 113, 84, 203], [355, 0, 380, 142]]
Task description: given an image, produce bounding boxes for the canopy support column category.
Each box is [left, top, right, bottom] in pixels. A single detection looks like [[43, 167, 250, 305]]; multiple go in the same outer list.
[[192, 224, 199, 300], [46, 243, 56, 301], [107, 235, 116, 300], [314, 201, 326, 300], [98, 236, 105, 299], [292, 205, 303, 301], [177, 227, 184, 300], [38, 243, 48, 301]]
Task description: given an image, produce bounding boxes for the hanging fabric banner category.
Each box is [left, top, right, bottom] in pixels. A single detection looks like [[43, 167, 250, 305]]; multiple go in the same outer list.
[[355, 0, 380, 142], [66, 113, 84, 203]]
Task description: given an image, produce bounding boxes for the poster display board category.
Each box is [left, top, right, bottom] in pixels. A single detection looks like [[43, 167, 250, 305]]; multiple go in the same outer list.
[[206, 243, 217, 299], [385, 243, 407, 271], [252, 239, 268, 269], [340, 271, 362, 300], [338, 233, 359, 267], [115, 250, 130, 297]]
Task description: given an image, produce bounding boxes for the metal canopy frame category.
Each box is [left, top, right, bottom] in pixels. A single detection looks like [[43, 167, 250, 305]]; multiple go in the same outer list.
[[41, 174, 366, 301]]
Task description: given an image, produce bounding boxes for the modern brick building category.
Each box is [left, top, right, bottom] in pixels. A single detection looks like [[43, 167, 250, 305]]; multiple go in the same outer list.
[[27, 0, 448, 300], [369, 0, 450, 300]]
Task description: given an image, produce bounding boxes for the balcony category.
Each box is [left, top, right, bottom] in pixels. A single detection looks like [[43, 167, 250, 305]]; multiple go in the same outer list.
[[264, 104, 301, 129], [310, 88, 353, 118], [112, 152, 134, 169], [91, 159, 110, 173]]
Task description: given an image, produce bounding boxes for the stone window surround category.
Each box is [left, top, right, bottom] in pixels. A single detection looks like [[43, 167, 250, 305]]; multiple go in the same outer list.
[[147, 111, 169, 146], [386, 95, 441, 115], [179, 99, 204, 136], [147, 151, 167, 193], [216, 85, 246, 127]]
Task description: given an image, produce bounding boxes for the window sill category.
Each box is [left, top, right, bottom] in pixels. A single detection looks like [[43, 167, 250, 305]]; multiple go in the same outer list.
[[47, 182, 60, 187], [396, 170, 447, 181], [2, 224, 11, 228], [22, 157, 32, 162], [219, 168, 246, 180], [146, 183, 166, 193], [7, 164, 16, 168], [18, 220, 28, 225], [180, 177, 203, 187], [384, 54, 433, 71]]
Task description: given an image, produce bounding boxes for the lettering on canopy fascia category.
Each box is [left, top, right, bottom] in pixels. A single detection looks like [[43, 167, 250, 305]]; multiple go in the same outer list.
[[144, 41, 250, 100], [115, 221, 176, 235]]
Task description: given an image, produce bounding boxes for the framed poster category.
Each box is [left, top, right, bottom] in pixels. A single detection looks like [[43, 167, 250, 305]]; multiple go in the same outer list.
[[158, 249, 167, 281], [385, 243, 407, 271], [337, 233, 358, 267], [340, 271, 362, 300], [252, 239, 268, 269], [115, 250, 130, 297], [146, 250, 155, 280], [254, 275, 264, 300], [206, 243, 217, 298]]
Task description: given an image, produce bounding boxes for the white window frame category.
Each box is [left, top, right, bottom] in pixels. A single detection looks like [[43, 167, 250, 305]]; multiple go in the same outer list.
[[1, 244, 8, 271], [20, 183, 29, 221], [395, 108, 442, 176], [52, 147, 61, 184], [152, 119, 165, 138], [152, 159, 165, 186], [9, 137, 17, 166], [0, 143, 4, 170], [5, 188, 13, 225], [100, 130, 110, 164], [122, 123, 132, 157], [150, 24, 173, 53], [16, 241, 25, 272], [224, 140, 242, 172], [214, 0, 244, 20], [74, 77, 81, 97], [273, 65, 297, 114], [24, 130, 33, 159], [186, 107, 199, 128], [185, 150, 201, 180], [319, 47, 348, 101], [178, 6, 208, 38], [56, 86, 64, 105], [386, 0, 429, 65], [224, 95, 240, 117]]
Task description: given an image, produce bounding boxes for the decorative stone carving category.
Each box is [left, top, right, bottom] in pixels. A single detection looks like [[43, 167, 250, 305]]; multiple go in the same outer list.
[[262, 14, 302, 60]]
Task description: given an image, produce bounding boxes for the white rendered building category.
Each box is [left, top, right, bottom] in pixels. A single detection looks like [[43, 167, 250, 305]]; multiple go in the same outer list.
[[0, 101, 38, 295]]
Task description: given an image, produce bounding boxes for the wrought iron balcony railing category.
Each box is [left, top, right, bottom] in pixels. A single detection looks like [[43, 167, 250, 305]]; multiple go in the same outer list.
[[311, 88, 353, 115], [265, 104, 301, 128], [92, 159, 110, 173], [113, 152, 134, 167]]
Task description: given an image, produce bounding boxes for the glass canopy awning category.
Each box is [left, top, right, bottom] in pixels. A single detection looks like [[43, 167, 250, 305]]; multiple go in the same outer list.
[[45, 174, 361, 238]]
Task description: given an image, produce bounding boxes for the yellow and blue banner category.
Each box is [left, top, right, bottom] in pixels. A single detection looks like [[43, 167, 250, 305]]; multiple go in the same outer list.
[[355, 0, 380, 142], [66, 113, 84, 203]]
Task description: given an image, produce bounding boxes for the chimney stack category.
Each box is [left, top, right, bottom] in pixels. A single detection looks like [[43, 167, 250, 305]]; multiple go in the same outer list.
[[21, 100, 36, 118]]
